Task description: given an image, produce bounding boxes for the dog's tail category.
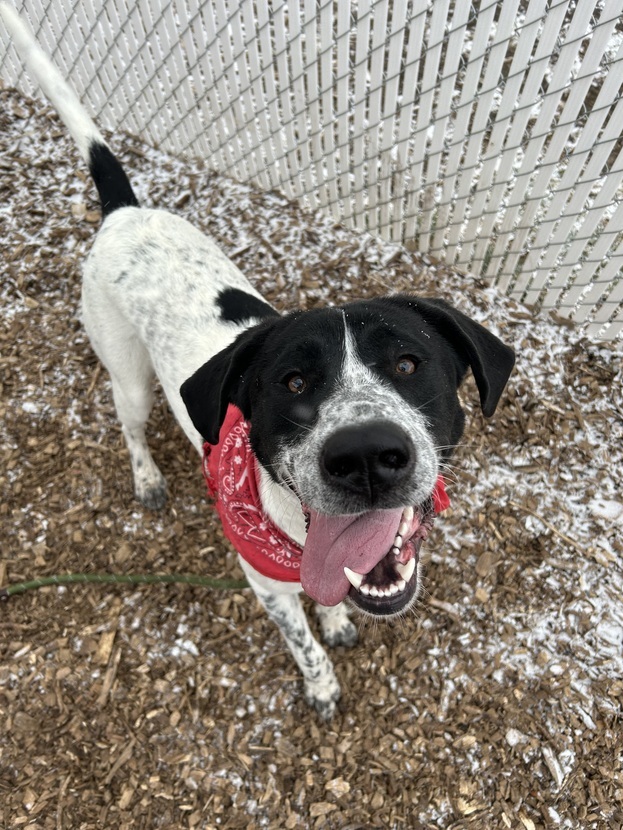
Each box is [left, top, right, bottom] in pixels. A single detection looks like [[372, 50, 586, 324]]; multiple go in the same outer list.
[[0, 1, 139, 217]]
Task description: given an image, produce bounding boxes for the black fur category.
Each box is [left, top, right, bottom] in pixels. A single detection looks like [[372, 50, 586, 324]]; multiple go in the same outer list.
[[88, 141, 140, 217], [216, 288, 279, 325]]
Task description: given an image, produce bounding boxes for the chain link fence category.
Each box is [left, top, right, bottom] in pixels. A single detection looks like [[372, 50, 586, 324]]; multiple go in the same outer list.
[[2, 0, 622, 340]]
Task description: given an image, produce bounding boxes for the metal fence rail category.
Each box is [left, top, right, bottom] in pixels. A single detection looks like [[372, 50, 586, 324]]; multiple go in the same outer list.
[[2, 0, 622, 340]]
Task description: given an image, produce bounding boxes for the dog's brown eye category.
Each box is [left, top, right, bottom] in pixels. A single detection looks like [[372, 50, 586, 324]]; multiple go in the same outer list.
[[396, 356, 418, 375], [285, 374, 307, 393]]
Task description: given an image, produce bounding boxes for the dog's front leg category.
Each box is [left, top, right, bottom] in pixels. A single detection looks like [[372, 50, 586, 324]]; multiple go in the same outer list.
[[240, 562, 341, 719]]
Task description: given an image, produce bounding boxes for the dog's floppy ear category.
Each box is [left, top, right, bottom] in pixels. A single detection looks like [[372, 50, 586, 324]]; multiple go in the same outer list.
[[180, 319, 277, 444], [399, 296, 515, 417]]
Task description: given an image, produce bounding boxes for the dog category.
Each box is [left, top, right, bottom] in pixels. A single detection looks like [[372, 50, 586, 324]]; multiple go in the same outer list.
[[2, 3, 514, 719]]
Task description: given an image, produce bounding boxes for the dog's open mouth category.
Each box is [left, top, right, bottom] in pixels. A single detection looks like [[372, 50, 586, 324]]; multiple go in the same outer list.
[[300, 499, 436, 616]]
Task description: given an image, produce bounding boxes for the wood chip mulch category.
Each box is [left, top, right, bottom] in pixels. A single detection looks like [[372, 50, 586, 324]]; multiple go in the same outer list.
[[1, 84, 622, 830]]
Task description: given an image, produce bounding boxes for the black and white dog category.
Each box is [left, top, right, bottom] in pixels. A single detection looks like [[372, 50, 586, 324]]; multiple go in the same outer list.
[[2, 4, 514, 718]]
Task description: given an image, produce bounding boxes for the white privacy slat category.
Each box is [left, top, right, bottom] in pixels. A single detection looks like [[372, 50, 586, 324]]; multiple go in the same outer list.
[[183, 4, 235, 176], [1, 0, 622, 340], [443, 0, 524, 262], [461, 0, 572, 270], [268, 1, 297, 188], [270, 0, 301, 201], [123, 1, 167, 140], [524, 122, 623, 310], [378, 0, 408, 238], [568, 203, 623, 322], [174, 4, 212, 160], [418, 0, 471, 248], [301, 0, 326, 208], [318, 0, 339, 213], [528, 112, 623, 312], [284, 0, 318, 208], [334, 0, 353, 224], [150, 3, 199, 154], [510, 37, 623, 307], [431, 0, 499, 254], [580, 230, 623, 338], [206, 3, 250, 177], [203, 0, 251, 179], [395, 0, 428, 243], [406, 0, 451, 247], [260, 0, 294, 190], [351, 0, 373, 226], [586, 245, 623, 339], [244, 0, 280, 189], [556, 189, 623, 320], [361, 0, 389, 233], [489, 0, 616, 292], [447, 0, 550, 263]]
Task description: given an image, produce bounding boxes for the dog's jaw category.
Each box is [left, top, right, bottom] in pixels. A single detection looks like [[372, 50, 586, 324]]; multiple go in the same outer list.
[[341, 500, 436, 616], [256, 463, 440, 615]]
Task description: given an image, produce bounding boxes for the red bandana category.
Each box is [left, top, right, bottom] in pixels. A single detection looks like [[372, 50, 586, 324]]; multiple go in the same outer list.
[[203, 405, 450, 583]]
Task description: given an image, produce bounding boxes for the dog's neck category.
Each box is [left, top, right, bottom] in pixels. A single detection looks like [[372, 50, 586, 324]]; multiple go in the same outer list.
[[256, 463, 308, 547]]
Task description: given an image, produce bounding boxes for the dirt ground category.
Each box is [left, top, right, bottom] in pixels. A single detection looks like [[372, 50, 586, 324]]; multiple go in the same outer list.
[[1, 85, 623, 830]]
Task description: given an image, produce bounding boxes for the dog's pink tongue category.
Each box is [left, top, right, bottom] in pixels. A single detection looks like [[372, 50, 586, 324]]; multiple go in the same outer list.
[[300, 507, 404, 606]]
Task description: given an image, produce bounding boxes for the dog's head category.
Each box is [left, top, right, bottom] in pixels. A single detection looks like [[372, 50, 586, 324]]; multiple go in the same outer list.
[[181, 296, 514, 616]]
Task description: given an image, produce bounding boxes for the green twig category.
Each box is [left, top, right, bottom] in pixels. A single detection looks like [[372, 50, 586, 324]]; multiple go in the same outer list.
[[0, 572, 249, 600]]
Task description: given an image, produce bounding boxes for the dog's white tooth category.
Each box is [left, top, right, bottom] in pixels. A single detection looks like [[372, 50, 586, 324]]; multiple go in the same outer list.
[[389, 583, 400, 595], [343, 566, 364, 591], [397, 579, 406, 592], [393, 534, 402, 549], [398, 521, 409, 537], [369, 586, 380, 597], [391, 546, 400, 556], [396, 558, 416, 583], [403, 506, 414, 523], [360, 583, 371, 596]]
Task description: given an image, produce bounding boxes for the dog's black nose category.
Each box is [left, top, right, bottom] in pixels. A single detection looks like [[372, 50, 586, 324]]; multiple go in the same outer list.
[[322, 422, 414, 498]]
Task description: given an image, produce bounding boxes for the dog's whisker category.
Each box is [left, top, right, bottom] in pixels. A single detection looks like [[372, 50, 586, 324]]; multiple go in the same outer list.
[[279, 414, 314, 432]]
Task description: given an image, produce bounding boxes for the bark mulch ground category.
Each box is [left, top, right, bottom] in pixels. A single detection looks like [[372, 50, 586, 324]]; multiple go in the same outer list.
[[1, 85, 623, 829]]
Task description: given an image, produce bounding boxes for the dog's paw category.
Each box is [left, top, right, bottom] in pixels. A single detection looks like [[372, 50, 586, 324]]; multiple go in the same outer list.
[[136, 477, 168, 511], [321, 619, 358, 648], [316, 603, 358, 648], [304, 674, 341, 720]]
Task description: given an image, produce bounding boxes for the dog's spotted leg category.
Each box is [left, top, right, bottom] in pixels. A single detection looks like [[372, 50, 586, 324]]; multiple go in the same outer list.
[[315, 602, 358, 648], [262, 592, 341, 719], [242, 566, 340, 719], [120, 420, 168, 511], [109, 376, 167, 510]]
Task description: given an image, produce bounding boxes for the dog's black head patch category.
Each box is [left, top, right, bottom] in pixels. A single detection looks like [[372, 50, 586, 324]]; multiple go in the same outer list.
[[181, 294, 514, 459]]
